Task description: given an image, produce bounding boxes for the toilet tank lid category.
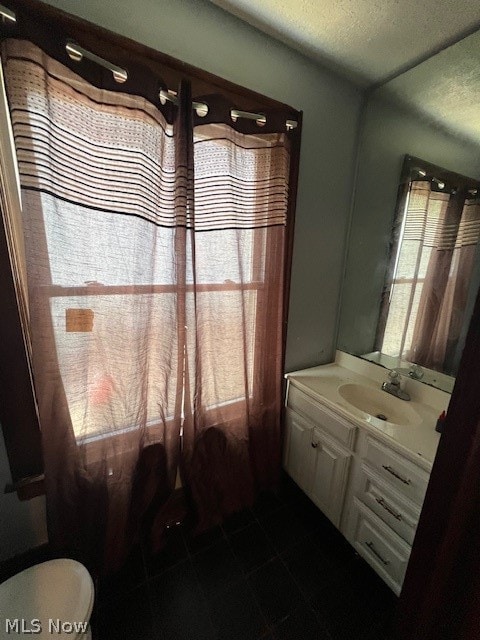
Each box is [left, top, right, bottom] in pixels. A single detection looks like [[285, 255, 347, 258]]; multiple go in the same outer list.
[[0, 559, 94, 640]]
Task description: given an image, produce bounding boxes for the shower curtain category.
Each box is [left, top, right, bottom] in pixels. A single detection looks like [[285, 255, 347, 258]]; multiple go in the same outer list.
[[0, 21, 299, 573]]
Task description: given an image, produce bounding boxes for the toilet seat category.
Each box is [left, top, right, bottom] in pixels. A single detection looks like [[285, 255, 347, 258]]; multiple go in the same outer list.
[[0, 559, 94, 639]]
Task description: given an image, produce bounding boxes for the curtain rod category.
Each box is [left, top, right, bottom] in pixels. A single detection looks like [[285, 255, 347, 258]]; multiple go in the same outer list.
[[413, 167, 446, 190], [67, 43, 297, 130], [1, 5, 297, 130], [407, 156, 480, 195], [412, 166, 478, 196], [66, 40, 128, 83], [159, 88, 297, 130]]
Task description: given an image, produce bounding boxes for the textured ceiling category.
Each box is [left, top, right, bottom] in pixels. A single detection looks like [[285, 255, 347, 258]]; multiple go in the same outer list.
[[379, 29, 480, 146], [209, 0, 480, 86]]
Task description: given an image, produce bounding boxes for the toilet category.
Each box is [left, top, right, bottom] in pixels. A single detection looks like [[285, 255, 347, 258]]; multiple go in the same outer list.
[[0, 559, 94, 639]]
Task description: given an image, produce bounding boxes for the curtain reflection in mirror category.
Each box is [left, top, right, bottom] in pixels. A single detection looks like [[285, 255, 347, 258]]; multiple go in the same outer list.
[[378, 176, 480, 376]]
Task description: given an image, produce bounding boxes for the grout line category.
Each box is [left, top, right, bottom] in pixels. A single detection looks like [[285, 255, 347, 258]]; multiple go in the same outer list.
[[188, 527, 274, 640], [185, 555, 223, 640], [102, 485, 388, 639], [277, 550, 334, 640], [221, 508, 295, 638], [97, 485, 395, 639], [180, 525, 196, 561]]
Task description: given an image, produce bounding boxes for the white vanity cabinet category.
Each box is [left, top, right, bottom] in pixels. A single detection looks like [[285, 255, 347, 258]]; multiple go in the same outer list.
[[283, 368, 437, 596], [342, 431, 428, 594], [284, 383, 356, 527]]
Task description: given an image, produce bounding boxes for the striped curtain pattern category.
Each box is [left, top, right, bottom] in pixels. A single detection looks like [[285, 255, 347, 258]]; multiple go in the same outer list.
[[381, 180, 480, 375], [1, 37, 297, 572]]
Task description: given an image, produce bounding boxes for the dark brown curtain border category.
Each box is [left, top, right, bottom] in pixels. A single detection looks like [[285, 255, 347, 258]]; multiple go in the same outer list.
[[0, 201, 43, 487], [279, 111, 302, 477], [282, 112, 302, 374]]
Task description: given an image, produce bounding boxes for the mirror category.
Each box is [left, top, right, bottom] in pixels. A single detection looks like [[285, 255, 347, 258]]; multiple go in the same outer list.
[[337, 29, 480, 393]]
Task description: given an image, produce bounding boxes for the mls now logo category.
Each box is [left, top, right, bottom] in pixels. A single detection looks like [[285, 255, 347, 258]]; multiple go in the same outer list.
[[5, 620, 41, 634], [5, 619, 89, 635]]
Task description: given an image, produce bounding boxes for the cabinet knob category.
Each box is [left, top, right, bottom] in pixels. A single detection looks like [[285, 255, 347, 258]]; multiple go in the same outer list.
[[311, 442, 319, 448]]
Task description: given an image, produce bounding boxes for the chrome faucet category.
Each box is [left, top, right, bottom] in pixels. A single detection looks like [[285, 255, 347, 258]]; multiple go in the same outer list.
[[381, 370, 411, 401]]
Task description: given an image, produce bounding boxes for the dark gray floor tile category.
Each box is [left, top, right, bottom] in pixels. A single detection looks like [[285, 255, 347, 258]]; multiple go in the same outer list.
[[144, 528, 189, 578], [278, 474, 305, 505], [249, 558, 304, 625], [192, 538, 243, 601], [149, 560, 215, 640], [208, 578, 268, 640], [275, 603, 331, 640], [229, 521, 276, 573], [308, 525, 357, 573], [345, 556, 398, 610], [252, 491, 286, 518], [361, 619, 395, 640], [289, 494, 331, 533], [282, 535, 346, 600], [222, 508, 256, 534], [96, 584, 154, 640], [311, 578, 394, 640], [183, 525, 225, 555], [259, 505, 310, 553]]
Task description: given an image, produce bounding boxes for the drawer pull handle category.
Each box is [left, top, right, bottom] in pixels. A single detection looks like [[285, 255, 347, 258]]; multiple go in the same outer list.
[[376, 497, 402, 521], [311, 442, 319, 448], [382, 465, 411, 485], [365, 541, 390, 566]]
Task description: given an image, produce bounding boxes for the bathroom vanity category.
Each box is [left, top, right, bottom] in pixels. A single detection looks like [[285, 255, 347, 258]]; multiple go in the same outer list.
[[284, 351, 449, 595]]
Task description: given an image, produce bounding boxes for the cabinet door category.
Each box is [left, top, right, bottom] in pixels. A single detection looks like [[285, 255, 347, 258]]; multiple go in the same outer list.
[[310, 430, 351, 527], [284, 409, 316, 493]]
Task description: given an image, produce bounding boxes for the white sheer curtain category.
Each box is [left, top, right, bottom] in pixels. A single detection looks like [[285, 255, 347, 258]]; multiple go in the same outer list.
[[3, 38, 184, 571]]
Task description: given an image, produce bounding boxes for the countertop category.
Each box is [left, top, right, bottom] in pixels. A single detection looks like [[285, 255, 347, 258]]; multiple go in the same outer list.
[[285, 356, 448, 472]]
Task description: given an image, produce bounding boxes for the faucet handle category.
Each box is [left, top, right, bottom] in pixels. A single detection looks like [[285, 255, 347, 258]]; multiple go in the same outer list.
[[388, 369, 401, 385], [388, 369, 402, 389], [409, 364, 424, 380]]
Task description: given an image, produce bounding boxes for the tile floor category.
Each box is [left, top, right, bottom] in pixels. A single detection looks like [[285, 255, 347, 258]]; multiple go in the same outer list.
[[0, 475, 398, 640], [93, 476, 397, 640]]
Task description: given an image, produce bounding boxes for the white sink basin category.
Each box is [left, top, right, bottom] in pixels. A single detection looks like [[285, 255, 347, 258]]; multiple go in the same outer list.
[[338, 383, 422, 426]]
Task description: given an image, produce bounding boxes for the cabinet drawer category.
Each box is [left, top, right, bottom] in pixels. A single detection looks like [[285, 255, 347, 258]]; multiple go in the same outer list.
[[356, 465, 420, 545], [364, 437, 429, 506], [351, 498, 411, 595], [287, 385, 356, 449]]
